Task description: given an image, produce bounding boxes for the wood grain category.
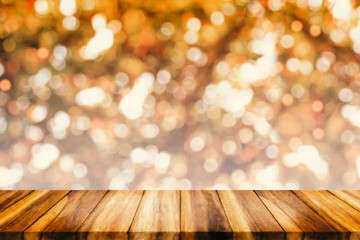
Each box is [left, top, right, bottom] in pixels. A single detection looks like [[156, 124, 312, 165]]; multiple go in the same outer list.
[[256, 190, 334, 232], [181, 190, 231, 232], [329, 190, 360, 212], [0, 190, 32, 213], [0, 190, 68, 232], [0, 189, 359, 239], [293, 190, 360, 231], [78, 232, 128, 240], [130, 190, 180, 233], [79, 190, 143, 232], [26, 190, 106, 232], [218, 190, 283, 232]]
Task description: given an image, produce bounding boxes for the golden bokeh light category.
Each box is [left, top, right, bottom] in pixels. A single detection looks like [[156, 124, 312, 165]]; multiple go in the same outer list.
[[0, 0, 360, 190]]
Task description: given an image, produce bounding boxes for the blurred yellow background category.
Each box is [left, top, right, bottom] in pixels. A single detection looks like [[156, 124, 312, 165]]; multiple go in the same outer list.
[[0, 0, 360, 189]]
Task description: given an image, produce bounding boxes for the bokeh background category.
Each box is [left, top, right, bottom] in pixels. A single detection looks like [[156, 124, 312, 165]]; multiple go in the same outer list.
[[0, 0, 360, 189]]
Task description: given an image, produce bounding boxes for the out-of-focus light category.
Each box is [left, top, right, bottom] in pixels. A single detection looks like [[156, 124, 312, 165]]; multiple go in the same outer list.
[[114, 124, 129, 138], [268, 0, 284, 11], [50, 111, 71, 139], [107, 20, 122, 34], [60, 155, 74, 172], [216, 61, 230, 76], [316, 57, 331, 72], [30, 68, 51, 88], [141, 124, 159, 138], [25, 126, 43, 142], [31, 143, 60, 170], [239, 63, 260, 83], [283, 145, 328, 179], [341, 104, 360, 127], [119, 73, 154, 120], [266, 145, 279, 159], [60, 0, 77, 16], [291, 84, 305, 99], [187, 17, 201, 31], [0, 79, 11, 91], [221, 3, 236, 16], [256, 165, 280, 187], [157, 70, 171, 84], [27, 105, 48, 123], [184, 31, 198, 44], [280, 34, 294, 48], [63, 16, 79, 31], [155, 152, 171, 174], [81, 28, 114, 60], [91, 14, 106, 30], [130, 147, 148, 164], [300, 61, 313, 75], [82, 0, 95, 10], [0, 63, 4, 77], [330, 29, 345, 43], [34, 0, 49, 15], [76, 87, 105, 107], [331, 0, 352, 20], [309, 0, 323, 10], [211, 11, 224, 25], [73, 163, 87, 178], [356, 156, 360, 177], [222, 140, 236, 155], [339, 88, 353, 102], [239, 128, 254, 143], [312, 100, 323, 112], [187, 47, 202, 62], [204, 158, 218, 172], [190, 136, 205, 152], [286, 58, 300, 72], [161, 22, 175, 36]]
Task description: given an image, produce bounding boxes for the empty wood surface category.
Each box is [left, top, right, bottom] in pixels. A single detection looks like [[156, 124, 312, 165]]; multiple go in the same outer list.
[[329, 190, 360, 212], [293, 190, 360, 231], [0, 190, 68, 232], [181, 190, 231, 232], [130, 190, 180, 232], [256, 190, 335, 232], [218, 190, 283, 232], [79, 190, 143, 232], [0, 190, 32, 213], [26, 190, 106, 232], [0, 190, 358, 239]]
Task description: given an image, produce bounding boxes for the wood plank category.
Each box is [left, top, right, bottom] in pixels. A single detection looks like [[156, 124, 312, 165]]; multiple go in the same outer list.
[[0, 190, 32, 213], [218, 190, 283, 232], [78, 190, 143, 232], [78, 232, 128, 240], [129, 232, 179, 240], [329, 190, 360, 212], [26, 190, 106, 232], [0, 190, 68, 232], [256, 190, 335, 232], [130, 190, 180, 233], [293, 190, 360, 231], [181, 190, 231, 232]]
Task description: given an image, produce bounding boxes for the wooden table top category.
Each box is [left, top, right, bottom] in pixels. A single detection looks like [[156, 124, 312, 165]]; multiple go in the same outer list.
[[0, 190, 359, 239]]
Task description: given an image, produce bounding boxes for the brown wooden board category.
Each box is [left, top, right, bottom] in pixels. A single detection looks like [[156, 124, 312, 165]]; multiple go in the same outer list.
[[218, 190, 283, 232], [0, 190, 33, 213], [79, 190, 143, 232], [0, 190, 68, 232], [181, 190, 231, 233], [293, 190, 360, 232], [256, 190, 335, 232], [26, 190, 106, 232], [130, 190, 180, 233]]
